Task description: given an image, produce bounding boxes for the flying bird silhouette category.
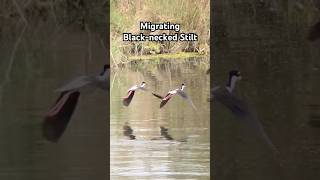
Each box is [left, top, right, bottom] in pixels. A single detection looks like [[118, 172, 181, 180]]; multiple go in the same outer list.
[[43, 64, 109, 142], [211, 70, 278, 153], [152, 83, 197, 111], [122, 82, 147, 106]]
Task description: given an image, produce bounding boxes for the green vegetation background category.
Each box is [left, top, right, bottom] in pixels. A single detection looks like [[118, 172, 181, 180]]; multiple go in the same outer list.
[[110, 0, 210, 66]]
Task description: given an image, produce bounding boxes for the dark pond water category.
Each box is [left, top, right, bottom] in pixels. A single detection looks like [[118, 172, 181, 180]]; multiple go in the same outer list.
[[0, 29, 108, 180], [212, 1, 320, 179]]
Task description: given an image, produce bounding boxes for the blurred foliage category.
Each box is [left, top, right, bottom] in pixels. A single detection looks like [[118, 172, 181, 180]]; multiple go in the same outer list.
[[110, 0, 210, 67]]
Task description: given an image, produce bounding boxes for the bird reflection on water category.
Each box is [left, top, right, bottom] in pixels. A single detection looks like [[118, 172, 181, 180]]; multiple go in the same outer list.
[[151, 126, 174, 141], [123, 122, 136, 140]]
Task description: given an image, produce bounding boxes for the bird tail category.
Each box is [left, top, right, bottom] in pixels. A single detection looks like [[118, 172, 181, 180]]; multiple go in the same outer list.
[[152, 93, 163, 99]]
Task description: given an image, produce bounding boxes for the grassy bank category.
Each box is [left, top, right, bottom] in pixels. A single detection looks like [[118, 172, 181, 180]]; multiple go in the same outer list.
[[111, 0, 210, 66]]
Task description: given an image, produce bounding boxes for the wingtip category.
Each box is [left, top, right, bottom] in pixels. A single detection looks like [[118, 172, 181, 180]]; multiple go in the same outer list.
[[122, 96, 133, 106], [160, 101, 167, 108], [43, 90, 80, 142], [122, 99, 130, 106]]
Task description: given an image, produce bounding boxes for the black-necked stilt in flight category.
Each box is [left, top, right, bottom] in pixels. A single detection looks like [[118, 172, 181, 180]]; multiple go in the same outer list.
[[212, 70, 278, 153], [43, 64, 109, 142], [152, 83, 197, 110], [122, 82, 147, 106]]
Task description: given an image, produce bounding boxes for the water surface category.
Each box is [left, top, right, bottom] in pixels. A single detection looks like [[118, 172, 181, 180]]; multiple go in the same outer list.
[[212, 1, 320, 179], [0, 29, 108, 180], [110, 58, 210, 179]]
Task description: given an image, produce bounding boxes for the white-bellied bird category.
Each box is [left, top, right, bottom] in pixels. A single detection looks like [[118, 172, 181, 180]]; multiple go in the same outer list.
[[123, 82, 147, 106], [152, 83, 197, 111]]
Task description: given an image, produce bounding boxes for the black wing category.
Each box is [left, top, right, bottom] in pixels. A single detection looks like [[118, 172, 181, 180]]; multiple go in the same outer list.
[[152, 93, 164, 99], [160, 93, 174, 108], [123, 90, 135, 106], [43, 90, 80, 142]]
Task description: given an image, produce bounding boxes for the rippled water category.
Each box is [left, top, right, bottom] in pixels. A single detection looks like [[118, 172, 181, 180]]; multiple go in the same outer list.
[[213, 1, 320, 179], [110, 58, 210, 179], [0, 30, 108, 179]]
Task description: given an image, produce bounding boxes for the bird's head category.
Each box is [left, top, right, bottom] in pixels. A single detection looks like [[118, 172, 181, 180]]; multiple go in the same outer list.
[[100, 64, 110, 75], [140, 81, 146, 87], [181, 83, 186, 90], [229, 70, 242, 80], [226, 70, 241, 89], [104, 64, 110, 70]]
